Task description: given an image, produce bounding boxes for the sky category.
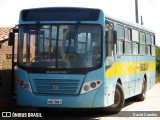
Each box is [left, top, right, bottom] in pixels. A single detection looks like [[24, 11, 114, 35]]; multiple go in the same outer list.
[[0, 0, 160, 45]]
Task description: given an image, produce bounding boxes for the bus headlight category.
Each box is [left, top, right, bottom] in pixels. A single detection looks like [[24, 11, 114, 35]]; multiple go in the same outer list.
[[90, 82, 96, 88], [84, 85, 90, 91], [16, 79, 32, 92], [80, 80, 102, 94]]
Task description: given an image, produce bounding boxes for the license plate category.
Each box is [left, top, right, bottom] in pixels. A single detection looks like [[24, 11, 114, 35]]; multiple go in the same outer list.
[[47, 99, 62, 105]]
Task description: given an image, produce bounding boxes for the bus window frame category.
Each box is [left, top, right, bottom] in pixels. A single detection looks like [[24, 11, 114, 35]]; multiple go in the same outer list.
[[116, 24, 125, 56], [151, 34, 156, 56], [145, 33, 152, 56], [139, 31, 146, 56], [105, 21, 114, 57], [124, 27, 132, 55]]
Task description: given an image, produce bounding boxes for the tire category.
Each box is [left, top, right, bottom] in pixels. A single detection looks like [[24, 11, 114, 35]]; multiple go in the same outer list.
[[135, 78, 147, 101], [105, 83, 125, 114]]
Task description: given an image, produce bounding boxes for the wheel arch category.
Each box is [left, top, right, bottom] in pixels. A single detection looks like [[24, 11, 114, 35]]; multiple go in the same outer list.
[[144, 74, 148, 89], [104, 78, 125, 114], [117, 78, 122, 85]]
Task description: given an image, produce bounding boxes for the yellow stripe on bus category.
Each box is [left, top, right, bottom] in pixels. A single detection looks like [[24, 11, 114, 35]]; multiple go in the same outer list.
[[105, 62, 156, 78]]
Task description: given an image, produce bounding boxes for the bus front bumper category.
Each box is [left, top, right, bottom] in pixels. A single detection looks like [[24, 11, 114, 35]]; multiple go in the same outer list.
[[16, 85, 105, 108]]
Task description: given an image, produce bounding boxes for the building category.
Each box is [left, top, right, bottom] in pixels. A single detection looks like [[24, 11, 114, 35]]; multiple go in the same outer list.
[[0, 27, 16, 110], [0, 27, 12, 87]]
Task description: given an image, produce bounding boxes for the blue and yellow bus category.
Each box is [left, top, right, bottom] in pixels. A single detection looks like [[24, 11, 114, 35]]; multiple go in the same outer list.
[[9, 7, 156, 113]]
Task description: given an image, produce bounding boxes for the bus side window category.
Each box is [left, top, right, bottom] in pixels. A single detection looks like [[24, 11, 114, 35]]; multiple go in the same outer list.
[[106, 22, 114, 57], [116, 24, 125, 55], [105, 21, 115, 66], [106, 30, 112, 57], [151, 35, 156, 56]]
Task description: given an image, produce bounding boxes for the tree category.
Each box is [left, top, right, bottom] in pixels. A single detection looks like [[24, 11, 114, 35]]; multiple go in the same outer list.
[[156, 46, 160, 71]]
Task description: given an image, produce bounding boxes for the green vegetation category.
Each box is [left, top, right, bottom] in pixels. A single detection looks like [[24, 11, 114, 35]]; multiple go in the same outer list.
[[156, 46, 160, 83]]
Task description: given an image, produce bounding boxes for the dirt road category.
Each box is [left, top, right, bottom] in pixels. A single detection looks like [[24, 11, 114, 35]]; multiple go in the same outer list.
[[1, 84, 160, 120], [42, 83, 160, 119], [101, 83, 160, 120]]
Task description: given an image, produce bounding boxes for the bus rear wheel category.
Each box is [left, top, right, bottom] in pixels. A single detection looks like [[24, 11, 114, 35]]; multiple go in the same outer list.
[[135, 78, 147, 101], [105, 83, 124, 114]]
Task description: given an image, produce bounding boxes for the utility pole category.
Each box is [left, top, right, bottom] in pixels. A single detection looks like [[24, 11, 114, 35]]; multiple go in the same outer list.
[[141, 16, 144, 25], [135, 0, 139, 24]]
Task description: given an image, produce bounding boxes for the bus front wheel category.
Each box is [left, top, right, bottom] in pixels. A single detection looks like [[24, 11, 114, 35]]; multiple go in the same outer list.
[[105, 83, 125, 114]]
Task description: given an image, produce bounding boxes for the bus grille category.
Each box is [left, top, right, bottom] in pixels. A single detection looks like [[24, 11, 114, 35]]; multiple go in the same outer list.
[[33, 79, 81, 95]]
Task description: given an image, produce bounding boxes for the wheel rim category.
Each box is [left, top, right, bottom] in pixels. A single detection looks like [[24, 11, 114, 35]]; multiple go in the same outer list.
[[111, 89, 121, 108]]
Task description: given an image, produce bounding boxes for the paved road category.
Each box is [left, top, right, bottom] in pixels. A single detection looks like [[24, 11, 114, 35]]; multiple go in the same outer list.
[[2, 83, 160, 120]]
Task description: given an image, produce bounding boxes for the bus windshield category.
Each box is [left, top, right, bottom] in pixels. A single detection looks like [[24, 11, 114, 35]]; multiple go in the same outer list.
[[18, 25, 102, 69]]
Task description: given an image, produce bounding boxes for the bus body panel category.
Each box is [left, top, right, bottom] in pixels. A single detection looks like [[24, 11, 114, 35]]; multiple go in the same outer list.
[[16, 85, 97, 108], [15, 67, 108, 108], [105, 55, 156, 99]]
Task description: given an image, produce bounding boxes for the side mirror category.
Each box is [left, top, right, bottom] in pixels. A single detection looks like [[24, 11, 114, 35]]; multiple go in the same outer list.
[[113, 31, 117, 44], [8, 32, 14, 46]]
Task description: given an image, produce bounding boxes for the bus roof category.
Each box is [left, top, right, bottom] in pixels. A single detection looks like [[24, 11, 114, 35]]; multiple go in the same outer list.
[[105, 14, 155, 34], [20, 7, 102, 22], [20, 7, 155, 34]]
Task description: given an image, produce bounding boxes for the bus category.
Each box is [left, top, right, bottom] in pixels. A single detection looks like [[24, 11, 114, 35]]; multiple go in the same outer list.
[[9, 7, 156, 113]]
